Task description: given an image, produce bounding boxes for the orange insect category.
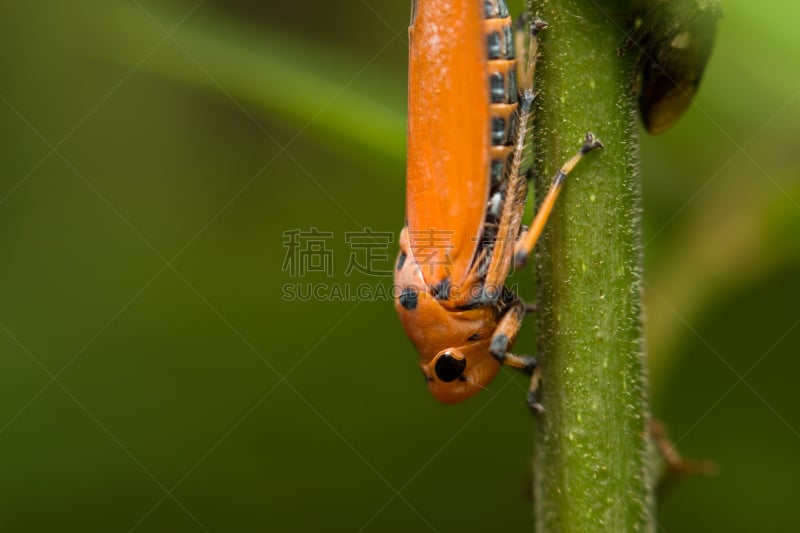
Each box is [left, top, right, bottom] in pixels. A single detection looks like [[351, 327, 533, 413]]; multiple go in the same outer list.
[[394, 0, 602, 411]]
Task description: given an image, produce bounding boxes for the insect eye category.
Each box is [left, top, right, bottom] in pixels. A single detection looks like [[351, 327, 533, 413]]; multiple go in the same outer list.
[[434, 352, 467, 383]]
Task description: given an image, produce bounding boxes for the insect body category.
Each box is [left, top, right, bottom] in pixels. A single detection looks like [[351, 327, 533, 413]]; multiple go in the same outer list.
[[395, 0, 602, 410]]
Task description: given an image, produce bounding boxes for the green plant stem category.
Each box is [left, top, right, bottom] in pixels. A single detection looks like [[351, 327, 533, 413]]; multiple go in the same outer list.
[[529, 0, 654, 531]]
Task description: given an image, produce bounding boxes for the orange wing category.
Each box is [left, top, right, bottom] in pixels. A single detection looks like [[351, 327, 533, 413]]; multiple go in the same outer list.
[[406, 0, 490, 290]]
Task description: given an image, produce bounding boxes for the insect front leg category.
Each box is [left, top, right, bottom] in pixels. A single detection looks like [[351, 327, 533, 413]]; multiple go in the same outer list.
[[488, 299, 535, 372], [488, 299, 544, 413]]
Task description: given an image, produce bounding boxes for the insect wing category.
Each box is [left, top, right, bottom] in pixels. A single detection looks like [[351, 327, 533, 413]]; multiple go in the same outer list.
[[406, 0, 490, 288]]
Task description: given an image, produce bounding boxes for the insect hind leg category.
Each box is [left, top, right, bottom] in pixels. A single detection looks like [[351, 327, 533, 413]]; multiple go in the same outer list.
[[516, 15, 549, 91], [478, 88, 536, 304]]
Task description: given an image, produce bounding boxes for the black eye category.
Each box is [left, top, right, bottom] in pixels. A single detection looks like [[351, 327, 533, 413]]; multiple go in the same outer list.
[[434, 352, 467, 383]]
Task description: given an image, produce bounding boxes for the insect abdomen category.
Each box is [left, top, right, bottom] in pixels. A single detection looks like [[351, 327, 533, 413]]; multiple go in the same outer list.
[[485, 1, 518, 181], [471, 1, 520, 284]]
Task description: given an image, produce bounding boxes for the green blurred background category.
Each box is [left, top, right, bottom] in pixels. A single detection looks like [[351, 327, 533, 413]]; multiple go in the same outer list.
[[1, 1, 799, 531]]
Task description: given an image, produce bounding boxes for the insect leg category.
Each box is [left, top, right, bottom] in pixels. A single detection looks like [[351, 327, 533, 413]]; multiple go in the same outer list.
[[488, 299, 545, 413], [514, 132, 604, 268], [478, 19, 549, 303], [479, 89, 535, 303], [488, 300, 535, 371], [527, 367, 544, 414], [516, 17, 548, 92]]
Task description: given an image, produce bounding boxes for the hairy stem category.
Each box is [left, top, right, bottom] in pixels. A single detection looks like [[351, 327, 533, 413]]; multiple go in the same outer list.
[[529, 0, 654, 531]]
